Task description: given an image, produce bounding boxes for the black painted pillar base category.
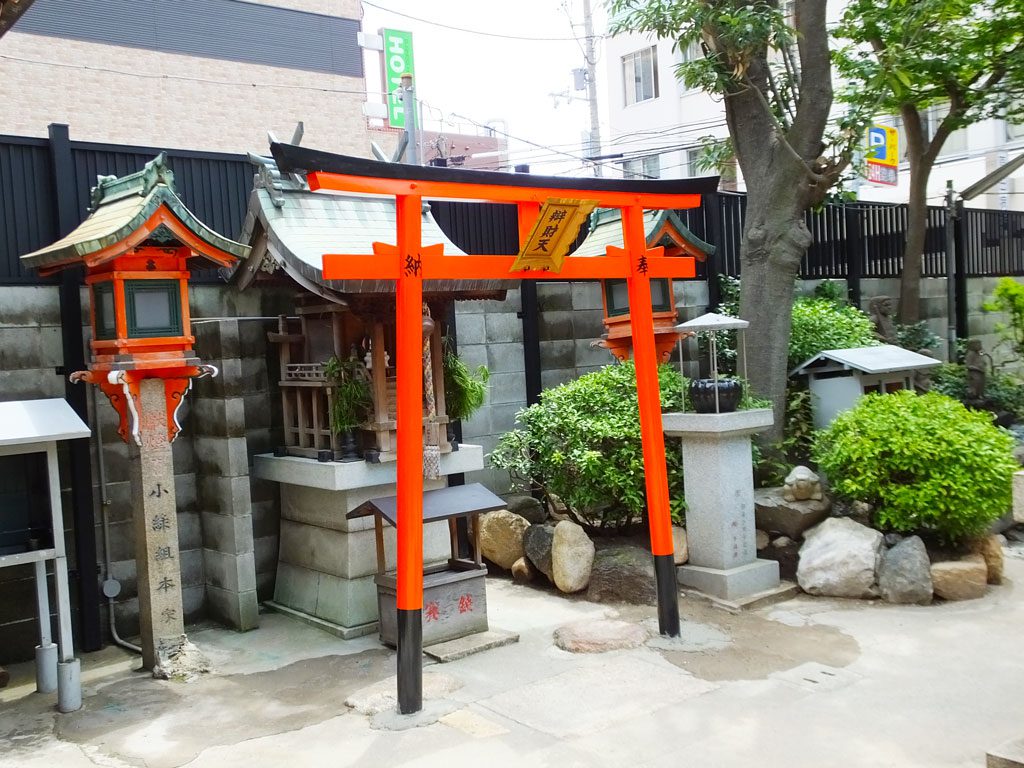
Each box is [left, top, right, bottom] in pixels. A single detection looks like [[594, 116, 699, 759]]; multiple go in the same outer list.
[[397, 608, 423, 714], [654, 553, 680, 637]]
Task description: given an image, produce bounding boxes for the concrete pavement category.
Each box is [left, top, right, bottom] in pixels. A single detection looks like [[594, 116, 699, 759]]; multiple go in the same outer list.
[[2, 551, 1023, 767]]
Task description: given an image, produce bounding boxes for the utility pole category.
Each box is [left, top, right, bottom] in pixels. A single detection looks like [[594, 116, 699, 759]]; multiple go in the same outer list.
[[944, 179, 957, 362], [401, 73, 420, 166], [582, 0, 602, 177]]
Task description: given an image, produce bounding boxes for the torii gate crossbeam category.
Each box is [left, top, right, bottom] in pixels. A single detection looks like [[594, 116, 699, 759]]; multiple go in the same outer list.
[[272, 143, 717, 715]]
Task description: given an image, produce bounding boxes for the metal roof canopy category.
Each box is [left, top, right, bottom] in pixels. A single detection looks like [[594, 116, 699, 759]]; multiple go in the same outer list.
[[790, 344, 942, 377], [0, 398, 90, 446], [676, 311, 749, 333], [0, 398, 90, 713]]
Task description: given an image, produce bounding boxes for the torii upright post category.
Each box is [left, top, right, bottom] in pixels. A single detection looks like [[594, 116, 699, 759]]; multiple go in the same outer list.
[[394, 193, 425, 714], [290, 145, 716, 714]]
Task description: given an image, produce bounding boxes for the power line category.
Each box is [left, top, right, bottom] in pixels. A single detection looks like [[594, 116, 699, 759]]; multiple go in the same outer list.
[[362, 0, 599, 42]]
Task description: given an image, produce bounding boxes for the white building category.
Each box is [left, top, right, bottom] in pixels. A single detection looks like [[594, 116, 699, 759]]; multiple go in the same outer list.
[[603, 14, 1024, 210]]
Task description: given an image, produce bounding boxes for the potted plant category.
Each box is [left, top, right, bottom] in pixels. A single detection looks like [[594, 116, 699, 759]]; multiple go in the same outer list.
[[323, 355, 373, 461], [442, 339, 489, 450]]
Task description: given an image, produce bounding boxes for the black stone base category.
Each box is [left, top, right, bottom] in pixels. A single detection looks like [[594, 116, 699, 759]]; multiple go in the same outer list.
[[397, 608, 423, 714]]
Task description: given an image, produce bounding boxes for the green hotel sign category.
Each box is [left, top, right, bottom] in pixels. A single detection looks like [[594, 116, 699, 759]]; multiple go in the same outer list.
[[382, 28, 415, 129]]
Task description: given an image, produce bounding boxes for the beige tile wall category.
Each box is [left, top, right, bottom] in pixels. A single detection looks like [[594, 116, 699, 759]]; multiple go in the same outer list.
[[0, 30, 374, 156]]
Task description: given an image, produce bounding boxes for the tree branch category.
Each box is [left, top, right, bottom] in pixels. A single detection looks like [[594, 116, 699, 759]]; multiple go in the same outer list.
[[788, 0, 833, 159]]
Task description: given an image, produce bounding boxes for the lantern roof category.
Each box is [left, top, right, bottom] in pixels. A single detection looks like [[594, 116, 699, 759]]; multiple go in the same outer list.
[[233, 144, 509, 301], [676, 312, 749, 332], [21, 153, 249, 275], [571, 207, 715, 259]]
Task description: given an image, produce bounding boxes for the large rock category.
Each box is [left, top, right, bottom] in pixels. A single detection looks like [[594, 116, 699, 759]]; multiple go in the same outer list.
[[672, 526, 689, 565], [754, 487, 831, 539], [479, 509, 530, 570], [931, 555, 987, 601], [969, 534, 1005, 585], [878, 536, 932, 605], [553, 619, 647, 653], [551, 520, 595, 593], [523, 524, 555, 581], [797, 517, 883, 598], [505, 494, 548, 525], [586, 545, 657, 605]]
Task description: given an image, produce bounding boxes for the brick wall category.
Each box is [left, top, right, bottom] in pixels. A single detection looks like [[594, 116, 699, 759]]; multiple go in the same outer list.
[[0, 32, 372, 155]]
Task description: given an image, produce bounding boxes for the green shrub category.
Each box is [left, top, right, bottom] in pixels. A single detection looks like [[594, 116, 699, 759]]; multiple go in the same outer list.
[[812, 279, 848, 305], [931, 363, 1024, 419], [788, 297, 879, 369], [896, 321, 941, 352], [982, 277, 1024, 362], [813, 391, 1017, 544], [756, 384, 815, 487], [489, 362, 685, 531]]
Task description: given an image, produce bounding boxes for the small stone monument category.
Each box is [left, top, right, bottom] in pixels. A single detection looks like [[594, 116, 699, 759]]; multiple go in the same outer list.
[[964, 338, 988, 404], [663, 313, 780, 601], [783, 466, 823, 502]]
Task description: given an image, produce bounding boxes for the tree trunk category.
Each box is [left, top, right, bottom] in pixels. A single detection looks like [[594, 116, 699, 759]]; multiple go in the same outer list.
[[738, 198, 812, 444], [898, 156, 932, 323]]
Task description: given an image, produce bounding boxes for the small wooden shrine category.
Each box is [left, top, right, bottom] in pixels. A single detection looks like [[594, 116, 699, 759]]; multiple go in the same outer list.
[[235, 139, 506, 641], [236, 152, 505, 466], [573, 208, 713, 363]]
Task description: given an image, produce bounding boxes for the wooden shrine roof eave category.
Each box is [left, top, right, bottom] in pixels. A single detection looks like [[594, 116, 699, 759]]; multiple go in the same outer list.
[[21, 185, 249, 275], [271, 143, 720, 204]]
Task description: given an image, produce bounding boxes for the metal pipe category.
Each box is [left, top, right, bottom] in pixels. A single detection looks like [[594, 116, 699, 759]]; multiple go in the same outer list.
[[91, 387, 141, 655]]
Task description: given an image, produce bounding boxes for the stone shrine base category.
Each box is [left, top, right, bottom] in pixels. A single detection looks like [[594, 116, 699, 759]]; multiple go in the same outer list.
[[677, 559, 781, 602]]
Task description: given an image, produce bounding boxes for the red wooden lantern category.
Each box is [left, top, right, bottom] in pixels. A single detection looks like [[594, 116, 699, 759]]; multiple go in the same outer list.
[[21, 154, 248, 443], [579, 208, 714, 364]]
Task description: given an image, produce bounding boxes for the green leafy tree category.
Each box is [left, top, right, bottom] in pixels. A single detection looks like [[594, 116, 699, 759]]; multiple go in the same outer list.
[[835, 0, 1024, 323], [610, 1, 852, 441]]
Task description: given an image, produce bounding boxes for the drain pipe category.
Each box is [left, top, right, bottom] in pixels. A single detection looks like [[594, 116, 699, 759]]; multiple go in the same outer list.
[[92, 387, 141, 655]]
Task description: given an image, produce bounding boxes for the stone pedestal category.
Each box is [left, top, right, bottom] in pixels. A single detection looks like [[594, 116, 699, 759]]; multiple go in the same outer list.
[[662, 409, 780, 600], [131, 379, 188, 671], [254, 445, 485, 638]]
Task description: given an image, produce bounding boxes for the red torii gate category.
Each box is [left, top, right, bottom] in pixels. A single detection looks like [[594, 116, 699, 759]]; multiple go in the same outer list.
[[271, 144, 717, 714]]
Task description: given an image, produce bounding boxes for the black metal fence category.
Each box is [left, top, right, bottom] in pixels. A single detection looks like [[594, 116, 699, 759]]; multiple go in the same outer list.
[[3, 130, 1024, 287], [0, 132, 252, 284]]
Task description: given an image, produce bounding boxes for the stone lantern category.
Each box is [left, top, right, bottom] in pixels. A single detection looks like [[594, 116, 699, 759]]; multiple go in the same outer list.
[[21, 155, 248, 673]]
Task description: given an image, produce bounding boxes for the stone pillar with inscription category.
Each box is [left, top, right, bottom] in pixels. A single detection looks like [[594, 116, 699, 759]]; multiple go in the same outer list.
[[130, 379, 189, 672], [662, 409, 781, 602]]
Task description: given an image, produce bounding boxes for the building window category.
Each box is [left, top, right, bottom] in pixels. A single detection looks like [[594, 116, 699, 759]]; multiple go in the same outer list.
[[621, 154, 661, 179], [685, 148, 703, 177], [124, 280, 183, 338], [93, 282, 116, 341], [623, 46, 659, 105]]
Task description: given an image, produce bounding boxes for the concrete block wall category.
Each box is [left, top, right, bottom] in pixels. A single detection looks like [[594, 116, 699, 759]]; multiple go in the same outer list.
[[455, 288, 524, 493]]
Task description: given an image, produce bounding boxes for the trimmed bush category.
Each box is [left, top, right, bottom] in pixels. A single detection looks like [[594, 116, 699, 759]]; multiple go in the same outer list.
[[788, 297, 879, 369], [489, 362, 684, 531], [813, 391, 1017, 544]]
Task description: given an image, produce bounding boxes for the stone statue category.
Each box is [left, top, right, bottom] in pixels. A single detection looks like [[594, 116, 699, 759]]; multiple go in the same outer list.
[[964, 338, 987, 403], [912, 348, 935, 393], [868, 296, 899, 344], [783, 466, 823, 502]]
